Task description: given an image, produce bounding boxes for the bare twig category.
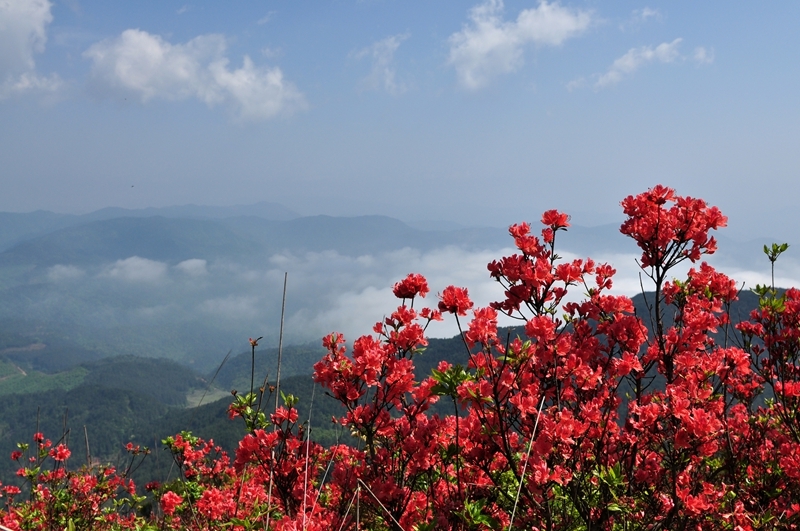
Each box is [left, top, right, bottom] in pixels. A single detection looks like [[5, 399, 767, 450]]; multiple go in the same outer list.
[[275, 271, 288, 413], [189, 349, 233, 427], [357, 478, 404, 530], [302, 383, 316, 530], [84, 425, 91, 467], [508, 395, 546, 530], [337, 487, 360, 531]]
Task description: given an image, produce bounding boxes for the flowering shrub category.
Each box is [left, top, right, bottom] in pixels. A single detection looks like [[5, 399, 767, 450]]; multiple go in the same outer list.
[[1, 434, 148, 530], [2, 185, 800, 530]]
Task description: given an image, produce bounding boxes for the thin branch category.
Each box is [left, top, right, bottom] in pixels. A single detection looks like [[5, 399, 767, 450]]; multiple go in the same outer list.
[[302, 383, 316, 530], [508, 395, 547, 530], [84, 425, 91, 467], [357, 478, 404, 530]]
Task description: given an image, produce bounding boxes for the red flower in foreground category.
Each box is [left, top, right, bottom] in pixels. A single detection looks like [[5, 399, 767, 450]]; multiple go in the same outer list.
[[393, 273, 430, 299], [160, 491, 183, 515], [438, 285, 473, 316], [49, 444, 70, 462], [620, 185, 727, 268], [541, 209, 570, 229]]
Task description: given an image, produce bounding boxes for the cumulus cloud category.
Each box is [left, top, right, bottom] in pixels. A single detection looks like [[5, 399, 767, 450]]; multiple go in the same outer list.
[[0, 0, 63, 99], [101, 256, 168, 283], [635, 7, 661, 22], [83, 29, 307, 120], [175, 258, 208, 276], [47, 264, 85, 282], [620, 7, 662, 30], [594, 38, 682, 88], [565, 77, 585, 91], [693, 46, 714, 65], [354, 33, 409, 95], [448, 0, 592, 90]]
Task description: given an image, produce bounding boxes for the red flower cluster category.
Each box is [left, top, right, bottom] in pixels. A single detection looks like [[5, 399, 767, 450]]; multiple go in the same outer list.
[[620, 184, 727, 268], [49, 444, 70, 462], [392, 272, 429, 300], [438, 285, 474, 316]]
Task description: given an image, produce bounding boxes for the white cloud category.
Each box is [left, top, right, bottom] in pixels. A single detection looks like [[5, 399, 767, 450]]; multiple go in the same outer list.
[[595, 38, 682, 88], [261, 47, 282, 59], [47, 264, 85, 282], [176, 5, 190, 15], [355, 33, 409, 95], [1, 70, 61, 98], [0, 0, 63, 99], [565, 76, 585, 91], [448, 0, 592, 90], [620, 7, 662, 30], [175, 258, 208, 276], [101, 256, 168, 283], [83, 29, 307, 121], [693, 46, 714, 65], [637, 7, 661, 22]]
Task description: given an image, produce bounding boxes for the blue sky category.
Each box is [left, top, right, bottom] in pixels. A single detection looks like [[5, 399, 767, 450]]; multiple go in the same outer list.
[[2, 0, 799, 240]]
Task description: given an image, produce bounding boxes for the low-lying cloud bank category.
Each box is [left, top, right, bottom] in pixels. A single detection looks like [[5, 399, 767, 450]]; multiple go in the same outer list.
[[28, 236, 800, 370]]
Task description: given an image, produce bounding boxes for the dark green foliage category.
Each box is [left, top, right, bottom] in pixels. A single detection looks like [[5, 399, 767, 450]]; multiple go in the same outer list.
[[80, 355, 206, 407], [0, 385, 169, 483], [0, 363, 88, 396]]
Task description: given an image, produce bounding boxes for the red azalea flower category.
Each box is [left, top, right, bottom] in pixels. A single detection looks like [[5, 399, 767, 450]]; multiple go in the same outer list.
[[160, 491, 183, 515], [438, 285, 473, 316], [393, 273, 430, 299], [541, 209, 570, 229], [49, 444, 70, 462]]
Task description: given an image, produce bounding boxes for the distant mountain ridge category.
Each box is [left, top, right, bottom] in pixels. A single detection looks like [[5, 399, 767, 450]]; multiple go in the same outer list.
[[81, 202, 300, 222], [0, 201, 300, 252]]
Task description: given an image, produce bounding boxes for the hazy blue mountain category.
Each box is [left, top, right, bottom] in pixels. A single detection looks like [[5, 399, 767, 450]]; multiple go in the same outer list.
[[0, 211, 79, 252], [404, 219, 469, 231], [0, 217, 260, 269], [0, 202, 300, 252], [80, 201, 300, 223]]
